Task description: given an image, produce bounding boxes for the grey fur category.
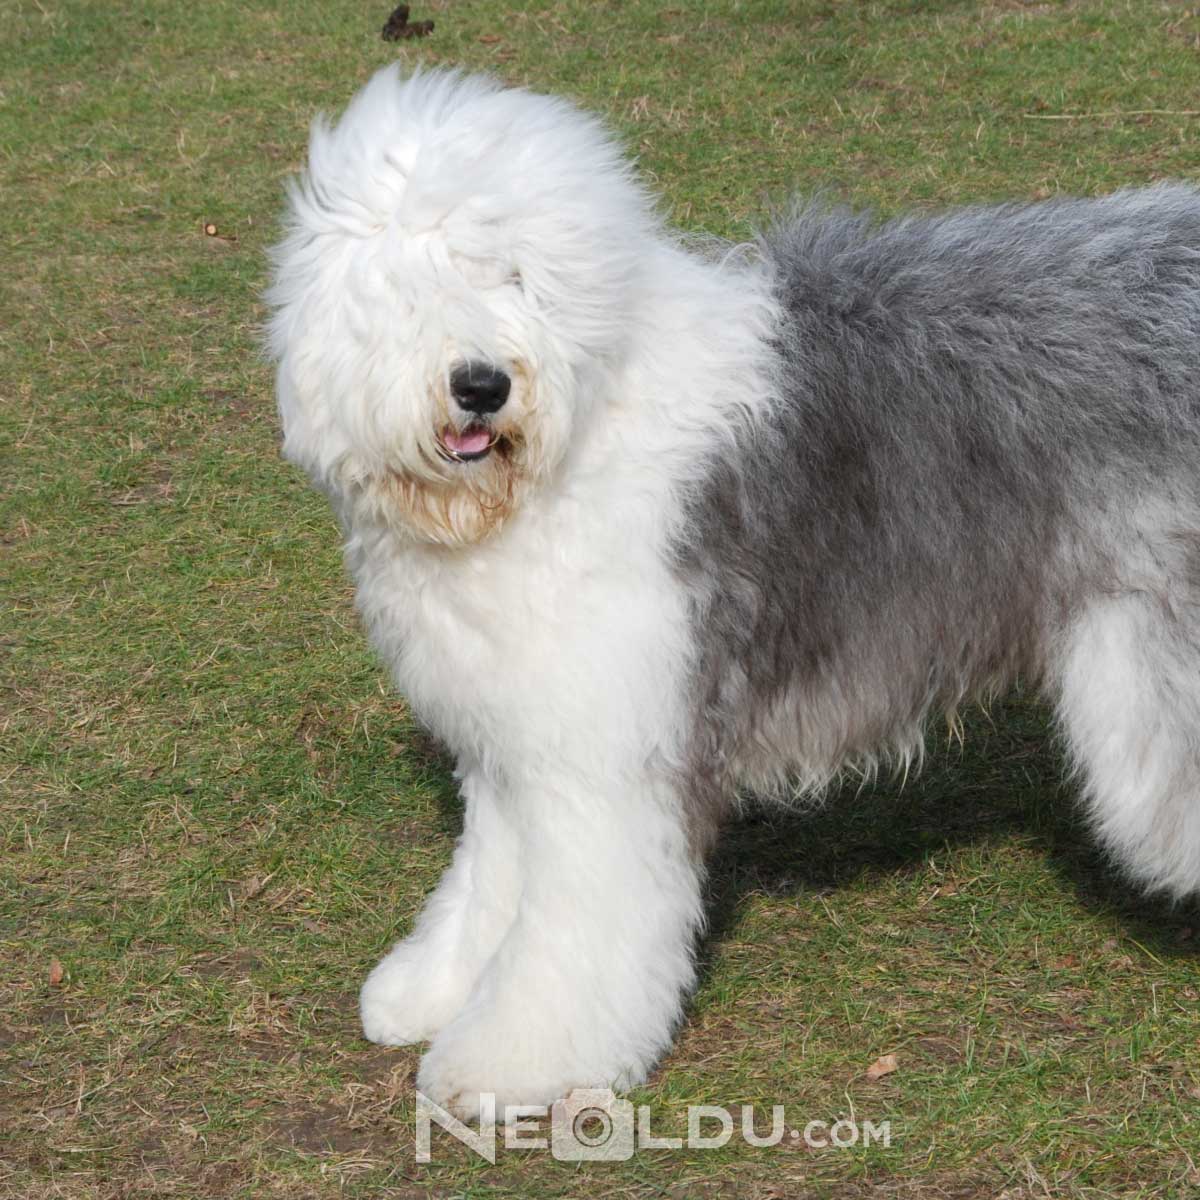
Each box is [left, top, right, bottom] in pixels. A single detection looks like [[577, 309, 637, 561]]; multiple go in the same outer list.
[[678, 184, 1200, 887]]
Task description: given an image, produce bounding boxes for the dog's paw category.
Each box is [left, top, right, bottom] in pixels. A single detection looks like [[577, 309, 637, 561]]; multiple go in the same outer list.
[[416, 1030, 581, 1119], [359, 940, 474, 1047], [415, 1010, 645, 1120]]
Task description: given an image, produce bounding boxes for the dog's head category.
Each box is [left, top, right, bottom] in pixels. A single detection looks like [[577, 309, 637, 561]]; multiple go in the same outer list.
[[267, 67, 657, 546]]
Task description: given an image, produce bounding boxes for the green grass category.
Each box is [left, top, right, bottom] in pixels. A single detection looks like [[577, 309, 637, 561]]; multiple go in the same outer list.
[[4, 1, 1200, 1196]]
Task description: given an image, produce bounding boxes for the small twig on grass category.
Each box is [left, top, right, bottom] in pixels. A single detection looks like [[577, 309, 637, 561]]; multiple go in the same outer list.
[[1024, 109, 1200, 120]]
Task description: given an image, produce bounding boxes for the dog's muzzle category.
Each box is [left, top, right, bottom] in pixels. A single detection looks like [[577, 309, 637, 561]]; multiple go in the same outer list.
[[440, 362, 512, 462]]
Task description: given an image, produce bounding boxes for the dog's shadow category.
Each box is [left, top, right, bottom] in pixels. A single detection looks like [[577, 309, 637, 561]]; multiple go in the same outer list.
[[698, 694, 1199, 978]]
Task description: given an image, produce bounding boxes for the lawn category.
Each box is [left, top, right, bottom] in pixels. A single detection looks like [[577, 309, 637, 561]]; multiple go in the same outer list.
[[4, 1, 1200, 1197]]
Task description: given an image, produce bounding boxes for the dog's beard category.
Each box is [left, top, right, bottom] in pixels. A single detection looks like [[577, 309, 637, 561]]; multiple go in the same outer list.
[[381, 430, 531, 546]]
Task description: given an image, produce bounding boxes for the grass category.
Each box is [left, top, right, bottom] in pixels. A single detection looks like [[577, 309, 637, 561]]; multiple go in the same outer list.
[[4, 1, 1200, 1196]]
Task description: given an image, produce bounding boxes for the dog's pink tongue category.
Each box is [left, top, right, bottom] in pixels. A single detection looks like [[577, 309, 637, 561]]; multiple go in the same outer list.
[[443, 426, 491, 455]]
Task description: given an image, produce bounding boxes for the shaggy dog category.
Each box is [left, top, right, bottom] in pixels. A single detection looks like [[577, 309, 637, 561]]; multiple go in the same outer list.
[[268, 66, 1200, 1117]]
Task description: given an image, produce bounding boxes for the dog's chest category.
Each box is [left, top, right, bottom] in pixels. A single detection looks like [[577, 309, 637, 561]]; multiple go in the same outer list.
[[347, 508, 691, 761]]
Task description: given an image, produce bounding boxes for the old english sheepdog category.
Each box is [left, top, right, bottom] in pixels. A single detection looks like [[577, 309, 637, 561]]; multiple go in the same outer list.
[[267, 66, 1200, 1116]]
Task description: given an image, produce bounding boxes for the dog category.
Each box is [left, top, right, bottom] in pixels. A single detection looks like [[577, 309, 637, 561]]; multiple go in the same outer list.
[[267, 66, 1200, 1117]]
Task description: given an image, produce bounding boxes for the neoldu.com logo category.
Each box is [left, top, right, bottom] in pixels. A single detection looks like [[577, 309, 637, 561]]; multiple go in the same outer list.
[[415, 1088, 892, 1163]]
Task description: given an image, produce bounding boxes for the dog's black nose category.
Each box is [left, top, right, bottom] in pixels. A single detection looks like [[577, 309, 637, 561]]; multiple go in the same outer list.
[[450, 362, 511, 414]]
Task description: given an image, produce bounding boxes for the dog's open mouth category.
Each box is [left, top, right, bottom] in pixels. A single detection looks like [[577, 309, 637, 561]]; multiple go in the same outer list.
[[438, 424, 504, 463]]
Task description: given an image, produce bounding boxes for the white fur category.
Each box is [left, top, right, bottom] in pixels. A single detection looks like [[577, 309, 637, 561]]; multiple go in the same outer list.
[[269, 67, 777, 1115]]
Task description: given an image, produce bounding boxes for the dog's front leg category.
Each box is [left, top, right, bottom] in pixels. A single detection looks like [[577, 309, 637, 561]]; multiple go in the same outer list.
[[415, 767, 705, 1118], [360, 770, 521, 1046]]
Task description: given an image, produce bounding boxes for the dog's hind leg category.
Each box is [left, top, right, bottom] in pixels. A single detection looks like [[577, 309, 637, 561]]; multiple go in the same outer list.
[[1056, 590, 1200, 899]]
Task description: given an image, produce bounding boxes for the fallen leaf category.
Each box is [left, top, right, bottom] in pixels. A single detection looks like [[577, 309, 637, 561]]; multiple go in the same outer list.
[[865, 1053, 898, 1080], [237, 871, 276, 901]]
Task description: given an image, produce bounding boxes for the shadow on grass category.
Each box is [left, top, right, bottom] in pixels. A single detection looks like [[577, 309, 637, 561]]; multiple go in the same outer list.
[[699, 694, 1200, 978]]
